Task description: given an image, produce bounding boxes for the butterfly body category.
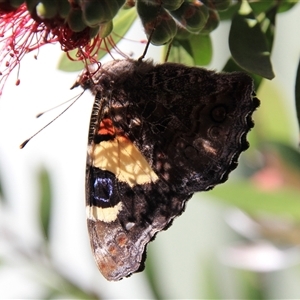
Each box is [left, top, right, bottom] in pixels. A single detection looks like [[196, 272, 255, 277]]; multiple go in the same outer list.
[[77, 59, 259, 281]]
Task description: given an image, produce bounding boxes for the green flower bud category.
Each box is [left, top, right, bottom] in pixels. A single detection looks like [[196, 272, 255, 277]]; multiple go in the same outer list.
[[162, 0, 184, 11], [137, 0, 177, 45], [138, 0, 160, 6], [89, 25, 101, 39], [67, 8, 87, 32], [170, 1, 209, 33], [174, 26, 192, 40], [200, 8, 219, 34], [35, 0, 58, 19], [98, 21, 113, 38], [123, 0, 135, 9], [147, 15, 177, 45], [81, 0, 122, 27], [115, 0, 126, 8], [57, 0, 71, 19], [137, 0, 161, 23], [210, 0, 231, 11]]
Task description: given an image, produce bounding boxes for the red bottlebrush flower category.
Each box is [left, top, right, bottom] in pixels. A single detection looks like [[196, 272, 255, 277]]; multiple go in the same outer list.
[[0, 4, 40, 93], [0, 2, 108, 95]]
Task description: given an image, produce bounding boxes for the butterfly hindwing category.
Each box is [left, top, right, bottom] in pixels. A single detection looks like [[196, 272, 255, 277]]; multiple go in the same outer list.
[[81, 59, 259, 281]]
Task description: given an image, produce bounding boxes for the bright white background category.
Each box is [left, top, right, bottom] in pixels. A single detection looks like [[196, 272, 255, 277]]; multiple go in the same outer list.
[[0, 3, 300, 298]]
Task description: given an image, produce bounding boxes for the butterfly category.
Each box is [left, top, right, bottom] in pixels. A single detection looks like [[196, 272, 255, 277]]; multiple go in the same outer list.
[[74, 58, 259, 281]]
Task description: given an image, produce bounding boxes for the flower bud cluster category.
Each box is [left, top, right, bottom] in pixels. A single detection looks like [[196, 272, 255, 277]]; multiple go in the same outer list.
[[136, 0, 230, 45]]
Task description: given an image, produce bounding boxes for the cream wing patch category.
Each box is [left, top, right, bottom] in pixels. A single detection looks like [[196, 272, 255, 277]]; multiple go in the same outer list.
[[86, 202, 123, 223], [90, 136, 159, 187]]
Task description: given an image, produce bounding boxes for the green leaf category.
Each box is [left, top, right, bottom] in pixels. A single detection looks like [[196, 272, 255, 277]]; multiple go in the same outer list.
[[229, 3, 274, 79], [249, 0, 296, 15], [253, 79, 296, 144], [166, 34, 212, 66], [248, 1, 275, 15], [269, 141, 300, 172], [218, 2, 239, 20], [219, 0, 296, 20], [276, 0, 298, 13], [190, 34, 212, 66], [262, 4, 277, 51], [295, 57, 300, 133], [208, 182, 300, 221], [222, 58, 262, 90], [57, 8, 137, 72], [38, 168, 52, 241], [166, 39, 195, 65]]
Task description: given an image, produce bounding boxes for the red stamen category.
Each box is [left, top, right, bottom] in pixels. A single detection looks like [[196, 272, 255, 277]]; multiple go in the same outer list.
[[0, 4, 53, 92], [0, 3, 125, 94]]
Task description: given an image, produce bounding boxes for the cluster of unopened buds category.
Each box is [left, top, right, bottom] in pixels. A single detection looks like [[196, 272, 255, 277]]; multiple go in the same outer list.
[[0, 0, 231, 93], [137, 0, 230, 45]]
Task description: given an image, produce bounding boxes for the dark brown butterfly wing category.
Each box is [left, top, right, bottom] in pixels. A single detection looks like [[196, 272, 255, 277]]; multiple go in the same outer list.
[[82, 59, 259, 280]]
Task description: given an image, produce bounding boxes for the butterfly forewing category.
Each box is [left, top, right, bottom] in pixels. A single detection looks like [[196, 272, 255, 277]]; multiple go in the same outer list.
[[81, 59, 259, 281]]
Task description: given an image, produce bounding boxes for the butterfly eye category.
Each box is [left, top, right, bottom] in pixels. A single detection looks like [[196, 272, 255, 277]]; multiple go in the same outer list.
[[211, 105, 227, 122], [93, 177, 113, 203]]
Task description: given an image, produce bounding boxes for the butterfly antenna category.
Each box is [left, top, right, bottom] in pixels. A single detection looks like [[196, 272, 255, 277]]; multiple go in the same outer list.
[[20, 91, 85, 149], [36, 94, 81, 118]]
